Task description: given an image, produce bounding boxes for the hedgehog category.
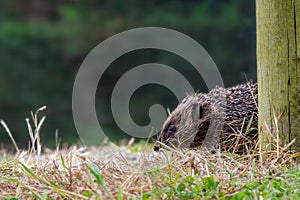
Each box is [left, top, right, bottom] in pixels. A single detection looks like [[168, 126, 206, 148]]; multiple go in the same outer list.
[[154, 82, 258, 154]]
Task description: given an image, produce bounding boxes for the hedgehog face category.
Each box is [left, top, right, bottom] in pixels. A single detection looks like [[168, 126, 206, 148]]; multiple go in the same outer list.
[[154, 95, 209, 151], [155, 109, 182, 150]]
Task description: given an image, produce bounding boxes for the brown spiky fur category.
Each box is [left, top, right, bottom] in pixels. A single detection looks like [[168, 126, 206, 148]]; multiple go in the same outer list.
[[155, 82, 258, 154]]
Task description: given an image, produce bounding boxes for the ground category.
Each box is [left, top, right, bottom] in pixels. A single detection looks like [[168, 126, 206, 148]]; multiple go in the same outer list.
[[0, 109, 299, 199], [0, 142, 299, 199]]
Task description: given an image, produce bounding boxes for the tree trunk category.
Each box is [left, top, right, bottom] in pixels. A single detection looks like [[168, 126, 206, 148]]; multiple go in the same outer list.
[[256, 0, 300, 152]]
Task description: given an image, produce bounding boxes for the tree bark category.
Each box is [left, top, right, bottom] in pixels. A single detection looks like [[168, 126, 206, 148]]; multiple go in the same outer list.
[[256, 0, 300, 152]]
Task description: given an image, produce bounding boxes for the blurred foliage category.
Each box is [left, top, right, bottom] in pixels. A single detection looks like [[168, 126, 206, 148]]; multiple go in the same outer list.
[[0, 0, 256, 148]]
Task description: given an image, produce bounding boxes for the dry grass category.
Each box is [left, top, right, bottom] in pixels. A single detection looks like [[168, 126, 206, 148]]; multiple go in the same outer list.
[[0, 108, 299, 199]]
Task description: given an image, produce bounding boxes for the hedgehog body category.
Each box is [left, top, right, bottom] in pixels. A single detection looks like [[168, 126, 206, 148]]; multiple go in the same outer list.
[[155, 82, 258, 153]]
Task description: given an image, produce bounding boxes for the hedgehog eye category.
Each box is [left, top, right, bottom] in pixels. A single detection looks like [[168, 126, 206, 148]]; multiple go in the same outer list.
[[167, 124, 176, 133], [163, 124, 176, 141]]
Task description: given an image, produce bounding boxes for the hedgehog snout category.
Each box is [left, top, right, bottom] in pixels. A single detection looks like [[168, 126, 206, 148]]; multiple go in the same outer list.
[[153, 145, 160, 151]]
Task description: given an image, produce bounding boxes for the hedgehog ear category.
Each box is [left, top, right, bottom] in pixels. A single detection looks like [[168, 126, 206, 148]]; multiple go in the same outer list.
[[199, 105, 203, 119], [191, 102, 201, 120]]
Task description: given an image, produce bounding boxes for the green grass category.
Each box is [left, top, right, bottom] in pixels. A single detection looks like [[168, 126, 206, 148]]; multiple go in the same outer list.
[[146, 165, 300, 199]]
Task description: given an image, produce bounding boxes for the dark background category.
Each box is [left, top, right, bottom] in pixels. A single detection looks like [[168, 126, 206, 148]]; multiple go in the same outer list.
[[0, 0, 256, 149]]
